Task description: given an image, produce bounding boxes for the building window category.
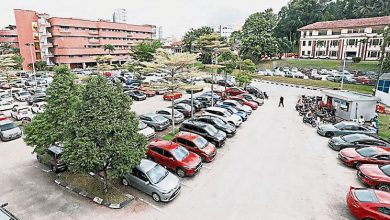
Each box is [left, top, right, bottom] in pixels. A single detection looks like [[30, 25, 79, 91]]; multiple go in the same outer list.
[[369, 51, 379, 57], [308, 41, 312, 46], [332, 31, 341, 35], [330, 51, 337, 57], [307, 51, 311, 55], [378, 80, 390, 93], [331, 40, 338, 47], [347, 39, 357, 46], [302, 41, 306, 46]]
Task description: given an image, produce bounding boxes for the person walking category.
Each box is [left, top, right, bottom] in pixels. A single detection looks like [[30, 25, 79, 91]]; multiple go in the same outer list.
[[279, 96, 284, 107], [371, 113, 379, 134], [263, 92, 268, 100]]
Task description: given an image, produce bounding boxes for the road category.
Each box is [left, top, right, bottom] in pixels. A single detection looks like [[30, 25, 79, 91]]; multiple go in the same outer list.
[[0, 81, 360, 220]]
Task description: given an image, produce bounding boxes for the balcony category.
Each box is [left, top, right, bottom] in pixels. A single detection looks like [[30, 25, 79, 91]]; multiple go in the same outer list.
[[89, 30, 99, 35], [41, 42, 53, 48], [43, 53, 54, 58], [40, 22, 51, 28], [89, 38, 100, 44]]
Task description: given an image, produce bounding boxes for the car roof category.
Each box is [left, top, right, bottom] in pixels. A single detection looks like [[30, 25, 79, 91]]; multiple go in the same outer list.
[[48, 146, 63, 155], [223, 100, 237, 104], [0, 119, 14, 125], [183, 120, 211, 128], [206, 106, 225, 112], [149, 139, 180, 151], [374, 189, 390, 203], [339, 121, 359, 126], [369, 147, 390, 155], [137, 159, 158, 173], [174, 131, 199, 141], [141, 112, 159, 117]]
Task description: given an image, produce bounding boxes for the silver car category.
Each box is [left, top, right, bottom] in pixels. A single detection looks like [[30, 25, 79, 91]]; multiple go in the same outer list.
[[156, 108, 185, 124], [0, 119, 22, 141], [122, 159, 181, 202], [139, 113, 170, 131], [317, 121, 377, 138]]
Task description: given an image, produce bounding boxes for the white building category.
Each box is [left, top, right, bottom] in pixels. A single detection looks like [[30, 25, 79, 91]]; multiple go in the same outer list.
[[376, 73, 390, 106], [298, 16, 390, 60], [213, 25, 235, 38], [112, 9, 127, 23]]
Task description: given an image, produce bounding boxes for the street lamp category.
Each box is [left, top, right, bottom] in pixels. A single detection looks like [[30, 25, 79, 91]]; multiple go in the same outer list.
[[25, 43, 36, 76]]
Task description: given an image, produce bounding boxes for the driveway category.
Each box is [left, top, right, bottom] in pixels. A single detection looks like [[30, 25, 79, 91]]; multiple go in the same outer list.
[[0, 82, 358, 219]]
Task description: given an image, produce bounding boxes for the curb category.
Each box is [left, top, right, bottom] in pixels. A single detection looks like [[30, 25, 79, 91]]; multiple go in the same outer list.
[[257, 80, 326, 91], [54, 178, 133, 209]]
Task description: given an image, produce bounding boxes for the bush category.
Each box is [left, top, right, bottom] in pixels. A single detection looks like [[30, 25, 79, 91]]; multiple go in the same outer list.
[[352, 57, 362, 63]]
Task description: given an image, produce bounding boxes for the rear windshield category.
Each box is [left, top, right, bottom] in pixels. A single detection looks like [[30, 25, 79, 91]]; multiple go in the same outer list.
[[354, 189, 378, 202], [334, 122, 346, 129], [357, 148, 377, 157], [341, 134, 364, 142]]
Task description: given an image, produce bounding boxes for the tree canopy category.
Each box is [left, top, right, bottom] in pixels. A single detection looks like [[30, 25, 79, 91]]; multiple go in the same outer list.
[[131, 40, 162, 62], [182, 26, 214, 53]]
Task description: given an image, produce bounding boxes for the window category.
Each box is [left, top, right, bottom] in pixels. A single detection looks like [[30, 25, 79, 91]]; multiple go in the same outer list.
[[378, 80, 385, 91], [384, 81, 390, 93], [372, 39, 381, 46], [163, 150, 173, 158], [331, 40, 338, 47], [302, 41, 306, 46], [308, 41, 312, 46], [330, 51, 337, 57], [151, 147, 163, 155], [307, 51, 311, 55]]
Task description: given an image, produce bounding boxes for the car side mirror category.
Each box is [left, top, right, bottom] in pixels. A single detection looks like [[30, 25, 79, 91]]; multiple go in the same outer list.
[[145, 181, 150, 185], [169, 157, 174, 161], [0, 203, 8, 208]]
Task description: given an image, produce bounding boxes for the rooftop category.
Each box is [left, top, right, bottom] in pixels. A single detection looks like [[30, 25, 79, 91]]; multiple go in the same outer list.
[[299, 16, 390, 31], [379, 73, 390, 80], [322, 90, 379, 102]]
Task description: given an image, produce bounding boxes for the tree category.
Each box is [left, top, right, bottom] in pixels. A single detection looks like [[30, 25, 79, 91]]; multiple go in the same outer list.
[[235, 71, 253, 87], [240, 9, 280, 62], [276, 37, 293, 58], [182, 26, 214, 53], [238, 59, 256, 73], [28, 61, 47, 71], [131, 40, 162, 62], [195, 33, 227, 64], [96, 55, 113, 72], [103, 44, 115, 65], [24, 65, 80, 154], [217, 49, 237, 74], [229, 31, 242, 51], [63, 75, 146, 192], [123, 59, 154, 81]]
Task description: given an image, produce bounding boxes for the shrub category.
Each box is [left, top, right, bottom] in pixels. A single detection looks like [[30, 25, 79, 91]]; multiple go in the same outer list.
[[352, 57, 362, 63]]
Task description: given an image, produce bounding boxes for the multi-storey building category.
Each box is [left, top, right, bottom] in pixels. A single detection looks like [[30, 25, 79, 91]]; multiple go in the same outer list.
[[298, 16, 390, 60], [12, 9, 156, 70], [213, 25, 235, 38], [112, 9, 127, 23], [0, 25, 19, 49]]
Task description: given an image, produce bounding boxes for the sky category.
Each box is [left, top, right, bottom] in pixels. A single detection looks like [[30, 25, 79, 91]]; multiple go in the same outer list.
[[0, 0, 290, 38]]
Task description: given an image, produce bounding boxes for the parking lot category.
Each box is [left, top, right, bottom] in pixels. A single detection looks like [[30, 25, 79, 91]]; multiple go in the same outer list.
[[0, 81, 363, 220]]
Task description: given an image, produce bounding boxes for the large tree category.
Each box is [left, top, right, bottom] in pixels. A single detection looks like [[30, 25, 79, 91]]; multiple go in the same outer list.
[[182, 26, 214, 53], [195, 33, 227, 64], [131, 40, 162, 62], [63, 75, 146, 192], [103, 44, 115, 65]]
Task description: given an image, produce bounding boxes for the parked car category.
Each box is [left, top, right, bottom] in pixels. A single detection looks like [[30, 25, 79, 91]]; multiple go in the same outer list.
[[222, 100, 252, 114], [0, 101, 17, 111], [172, 131, 217, 163], [203, 107, 242, 127], [138, 88, 156, 97], [245, 86, 264, 99], [122, 159, 181, 202], [36, 145, 67, 173], [346, 187, 390, 220], [156, 108, 185, 124], [138, 121, 155, 140], [147, 139, 202, 177], [31, 102, 47, 114], [334, 75, 357, 84], [163, 92, 182, 101], [24, 79, 37, 86], [190, 115, 236, 137], [153, 87, 168, 95], [229, 96, 258, 110], [175, 99, 202, 112], [291, 68, 304, 78], [0, 93, 14, 103], [358, 164, 390, 191], [356, 76, 374, 85], [10, 106, 33, 121], [179, 120, 226, 147], [328, 134, 390, 151], [216, 104, 248, 121], [0, 112, 7, 121], [126, 90, 147, 101], [194, 96, 213, 108], [169, 103, 192, 118], [139, 113, 170, 131], [317, 55, 330, 59], [14, 91, 30, 102], [338, 147, 390, 168], [0, 119, 22, 141], [217, 79, 235, 87], [225, 87, 247, 96], [317, 121, 377, 138], [0, 203, 19, 220], [240, 93, 264, 106], [273, 69, 285, 77], [27, 94, 46, 105]]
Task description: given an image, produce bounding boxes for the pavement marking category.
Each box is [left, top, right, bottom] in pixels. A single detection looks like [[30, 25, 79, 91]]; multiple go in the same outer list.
[[34, 165, 51, 173], [138, 198, 165, 213]]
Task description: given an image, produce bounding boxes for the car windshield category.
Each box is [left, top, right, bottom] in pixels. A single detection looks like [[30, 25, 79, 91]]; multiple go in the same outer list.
[[222, 109, 232, 117], [212, 117, 226, 126], [1, 94, 11, 98], [19, 92, 29, 96], [356, 148, 378, 157], [193, 136, 208, 149], [341, 134, 364, 142], [138, 121, 147, 130], [354, 189, 378, 202], [153, 115, 167, 122], [227, 107, 238, 113], [147, 165, 169, 184], [1, 122, 17, 131], [205, 125, 218, 135], [172, 145, 189, 161], [380, 165, 390, 177], [334, 122, 346, 129]]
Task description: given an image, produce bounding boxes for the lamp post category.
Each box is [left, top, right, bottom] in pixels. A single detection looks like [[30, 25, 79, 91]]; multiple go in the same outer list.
[[25, 43, 36, 76]]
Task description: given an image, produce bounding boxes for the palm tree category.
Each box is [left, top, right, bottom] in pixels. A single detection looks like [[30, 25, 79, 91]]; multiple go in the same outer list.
[[103, 44, 115, 65]]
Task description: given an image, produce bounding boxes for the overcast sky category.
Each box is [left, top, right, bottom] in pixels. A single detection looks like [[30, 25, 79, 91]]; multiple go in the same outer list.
[[1, 0, 290, 38]]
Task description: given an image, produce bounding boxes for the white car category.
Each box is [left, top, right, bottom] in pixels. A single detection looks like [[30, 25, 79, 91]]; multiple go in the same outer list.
[[31, 102, 47, 114], [156, 108, 185, 124], [264, 69, 273, 76], [319, 69, 328, 75], [0, 101, 17, 111], [0, 119, 22, 141], [138, 121, 155, 140], [10, 106, 33, 121], [222, 100, 253, 114], [317, 55, 330, 59], [291, 68, 304, 78], [203, 107, 243, 127], [0, 93, 13, 103], [14, 91, 30, 102], [273, 69, 285, 77]]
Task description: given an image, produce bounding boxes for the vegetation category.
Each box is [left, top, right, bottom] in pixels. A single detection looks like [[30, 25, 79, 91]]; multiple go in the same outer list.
[[131, 40, 162, 62], [182, 26, 214, 53], [28, 61, 48, 71], [103, 44, 115, 65], [379, 114, 390, 140], [195, 33, 227, 64]]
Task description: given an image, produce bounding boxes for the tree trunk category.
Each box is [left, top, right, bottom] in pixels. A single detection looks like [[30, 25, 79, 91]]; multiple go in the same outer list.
[[103, 169, 108, 193]]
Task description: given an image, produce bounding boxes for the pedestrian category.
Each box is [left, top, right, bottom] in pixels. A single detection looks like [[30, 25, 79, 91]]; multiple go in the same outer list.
[[263, 92, 268, 99], [371, 113, 379, 134], [279, 96, 284, 107], [357, 115, 365, 126]]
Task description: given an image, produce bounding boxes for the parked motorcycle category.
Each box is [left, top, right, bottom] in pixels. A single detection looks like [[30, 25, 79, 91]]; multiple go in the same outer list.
[[303, 115, 317, 127]]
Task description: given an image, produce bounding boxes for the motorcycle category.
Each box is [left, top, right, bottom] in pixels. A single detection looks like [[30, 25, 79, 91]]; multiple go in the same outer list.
[[303, 115, 317, 127]]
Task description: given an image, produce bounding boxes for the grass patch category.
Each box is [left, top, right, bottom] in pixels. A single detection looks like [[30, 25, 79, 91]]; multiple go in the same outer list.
[[258, 59, 380, 72], [162, 128, 179, 141], [58, 172, 127, 204], [254, 75, 374, 94], [379, 114, 390, 141]]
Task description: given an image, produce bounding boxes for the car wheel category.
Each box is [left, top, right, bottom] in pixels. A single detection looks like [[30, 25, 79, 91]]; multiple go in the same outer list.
[[354, 162, 361, 169], [36, 155, 42, 163], [325, 132, 334, 138], [122, 178, 130, 186], [176, 168, 186, 178], [152, 193, 161, 202], [378, 184, 390, 192]]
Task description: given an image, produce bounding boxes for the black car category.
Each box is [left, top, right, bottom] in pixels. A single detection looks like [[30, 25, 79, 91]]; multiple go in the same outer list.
[[36, 146, 67, 173], [169, 103, 192, 117], [217, 79, 234, 87], [0, 203, 19, 220], [194, 96, 213, 108], [180, 120, 226, 147], [245, 86, 264, 99], [175, 99, 203, 112], [190, 116, 236, 137], [27, 95, 46, 105], [126, 90, 147, 101], [328, 134, 390, 151]]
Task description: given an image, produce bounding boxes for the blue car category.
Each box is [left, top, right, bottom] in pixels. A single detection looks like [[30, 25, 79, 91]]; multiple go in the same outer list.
[[216, 104, 248, 121]]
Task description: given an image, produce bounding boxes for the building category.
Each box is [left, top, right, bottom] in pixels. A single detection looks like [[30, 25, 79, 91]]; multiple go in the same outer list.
[[0, 25, 19, 48], [376, 73, 390, 106], [213, 25, 235, 38], [112, 9, 127, 23], [11, 9, 156, 70], [298, 16, 390, 60]]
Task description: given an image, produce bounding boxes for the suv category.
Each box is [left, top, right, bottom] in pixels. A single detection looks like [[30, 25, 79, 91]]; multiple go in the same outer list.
[[36, 146, 67, 173], [180, 120, 226, 147], [225, 87, 247, 96], [10, 106, 33, 121], [0, 119, 22, 141], [190, 115, 236, 137], [139, 113, 170, 131], [175, 99, 202, 112], [203, 107, 242, 127], [172, 131, 217, 162]]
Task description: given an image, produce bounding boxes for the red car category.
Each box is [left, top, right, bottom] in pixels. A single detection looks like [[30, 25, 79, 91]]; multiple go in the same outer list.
[[338, 147, 390, 168], [347, 187, 390, 219], [214, 90, 227, 100], [138, 87, 156, 97], [163, 92, 182, 101], [358, 164, 390, 192], [0, 112, 7, 121], [225, 87, 247, 96], [147, 139, 202, 177], [229, 96, 258, 110], [172, 131, 217, 163]]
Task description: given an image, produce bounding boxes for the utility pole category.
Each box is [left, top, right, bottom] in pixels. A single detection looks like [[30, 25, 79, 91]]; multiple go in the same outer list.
[[25, 43, 36, 76], [341, 42, 347, 90]]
